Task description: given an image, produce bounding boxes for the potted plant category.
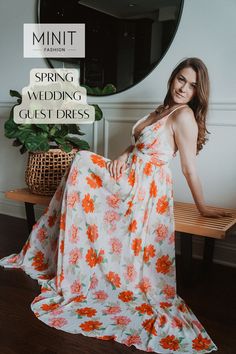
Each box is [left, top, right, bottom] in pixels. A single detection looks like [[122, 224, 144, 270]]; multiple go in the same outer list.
[[4, 84, 116, 195]]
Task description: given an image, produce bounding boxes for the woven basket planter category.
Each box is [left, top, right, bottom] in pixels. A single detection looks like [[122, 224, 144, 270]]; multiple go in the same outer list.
[[25, 148, 78, 196]]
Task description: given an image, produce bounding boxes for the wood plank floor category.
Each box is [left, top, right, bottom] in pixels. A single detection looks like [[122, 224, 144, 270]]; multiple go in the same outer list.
[[0, 213, 235, 354]]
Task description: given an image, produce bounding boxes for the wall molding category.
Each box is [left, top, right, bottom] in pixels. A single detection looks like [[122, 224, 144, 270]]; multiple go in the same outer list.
[[1, 100, 236, 109], [99, 102, 236, 126], [92, 101, 236, 110], [0, 102, 12, 108]]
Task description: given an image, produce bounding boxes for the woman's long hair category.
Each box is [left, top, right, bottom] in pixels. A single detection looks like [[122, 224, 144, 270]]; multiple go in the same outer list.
[[163, 57, 210, 154]]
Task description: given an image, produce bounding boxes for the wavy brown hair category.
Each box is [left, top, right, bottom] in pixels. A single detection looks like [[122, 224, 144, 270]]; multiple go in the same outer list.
[[163, 57, 210, 154]]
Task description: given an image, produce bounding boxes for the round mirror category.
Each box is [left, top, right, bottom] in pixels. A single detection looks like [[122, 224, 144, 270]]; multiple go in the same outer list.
[[38, 0, 184, 96]]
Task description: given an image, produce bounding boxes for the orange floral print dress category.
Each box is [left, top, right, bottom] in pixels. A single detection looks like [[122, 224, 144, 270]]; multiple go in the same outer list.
[[0, 105, 218, 353]]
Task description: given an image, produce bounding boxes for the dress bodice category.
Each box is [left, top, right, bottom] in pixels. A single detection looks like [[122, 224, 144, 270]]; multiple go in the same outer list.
[[129, 104, 188, 166]]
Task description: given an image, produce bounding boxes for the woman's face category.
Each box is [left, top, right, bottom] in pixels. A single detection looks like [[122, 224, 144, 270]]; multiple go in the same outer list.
[[170, 67, 197, 105]]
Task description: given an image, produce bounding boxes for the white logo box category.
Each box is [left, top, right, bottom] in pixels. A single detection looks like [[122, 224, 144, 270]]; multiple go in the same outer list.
[[24, 23, 85, 58]]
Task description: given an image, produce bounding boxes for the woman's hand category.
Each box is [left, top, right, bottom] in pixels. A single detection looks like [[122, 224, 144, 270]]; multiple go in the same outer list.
[[199, 207, 232, 218], [106, 157, 128, 180]]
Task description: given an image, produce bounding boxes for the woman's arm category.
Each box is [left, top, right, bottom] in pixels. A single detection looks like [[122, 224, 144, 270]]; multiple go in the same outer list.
[[173, 108, 230, 218]]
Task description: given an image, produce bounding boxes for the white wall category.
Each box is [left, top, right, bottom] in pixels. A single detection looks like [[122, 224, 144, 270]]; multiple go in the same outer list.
[[0, 0, 235, 266]]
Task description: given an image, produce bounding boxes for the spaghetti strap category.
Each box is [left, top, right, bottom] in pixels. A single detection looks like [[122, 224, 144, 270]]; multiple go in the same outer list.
[[166, 104, 188, 117]]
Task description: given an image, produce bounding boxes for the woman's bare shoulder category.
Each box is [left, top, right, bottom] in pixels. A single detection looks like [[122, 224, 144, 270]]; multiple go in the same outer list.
[[171, 106, 198, 138], [173, 106, 197, 126]]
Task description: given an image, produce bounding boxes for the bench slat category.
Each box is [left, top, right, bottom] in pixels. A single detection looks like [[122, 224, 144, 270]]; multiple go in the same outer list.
[[174, 202, 236, 238], [174, 213, 230, 226], [5, 188, 51, 206], [175, 222, 229, 239], [174, 213, 233, 227], [175, 202, 234, 213]]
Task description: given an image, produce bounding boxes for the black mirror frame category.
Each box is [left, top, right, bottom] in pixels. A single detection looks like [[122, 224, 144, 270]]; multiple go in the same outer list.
[[36, 0, 185, 97]]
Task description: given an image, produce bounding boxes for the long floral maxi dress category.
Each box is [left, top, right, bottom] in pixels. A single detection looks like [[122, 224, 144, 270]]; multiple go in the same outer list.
[[0, 105, 218, 354]]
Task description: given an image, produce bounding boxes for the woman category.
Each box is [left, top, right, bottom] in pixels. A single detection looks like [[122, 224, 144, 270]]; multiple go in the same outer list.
[[0, 58, 227, 353], [108, 57, 229, 218]]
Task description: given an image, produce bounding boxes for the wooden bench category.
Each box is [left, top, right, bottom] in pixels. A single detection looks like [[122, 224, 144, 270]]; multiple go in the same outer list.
[[5, 188, 236, 285], [174, 202, 236, 285]]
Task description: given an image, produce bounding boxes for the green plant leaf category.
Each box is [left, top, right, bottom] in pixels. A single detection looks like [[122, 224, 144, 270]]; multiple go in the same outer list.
[[55, 137, 66, 145], [49, 126, 59, 137], [77, 131, 86, 136], [67, 124, 82, 135], [8, 101, 21, 121], [80, 84, 94, 95], [35, 124, 50, 132], [20, 145, 28, 154], [66, 125, 86, 136], [66, 136, 90, 150], [80, 84, 116, 96], [9, 90, 22, 100], [4, 116, 19, 138], [59, 143, 73, 153], [59, 125, 69, 137], [81, 85, 102, 95], [92, 104, 103, 121], [92, 87, 103, 95], [18, 124, 33, 130], [12, 139, 22, 147], [24, 134, 50, 151], [67, 124, 78, 134], [17, 129, 33, 143], [40, 132, 48, 138], [102, 84, 116, 95]]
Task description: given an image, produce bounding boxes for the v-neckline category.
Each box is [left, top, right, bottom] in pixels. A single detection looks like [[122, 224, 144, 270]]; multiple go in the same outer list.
[[133, 104, 188, 141]]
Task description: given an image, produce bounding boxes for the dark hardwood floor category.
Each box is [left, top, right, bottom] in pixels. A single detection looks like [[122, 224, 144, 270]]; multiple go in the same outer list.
[[0, 213, 235, 354]]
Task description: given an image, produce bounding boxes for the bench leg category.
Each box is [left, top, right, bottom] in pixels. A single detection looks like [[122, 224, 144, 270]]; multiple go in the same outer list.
[[180, 232, 193, 286], [203, 237, 215, 269], [24, 202, 36, 234]]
